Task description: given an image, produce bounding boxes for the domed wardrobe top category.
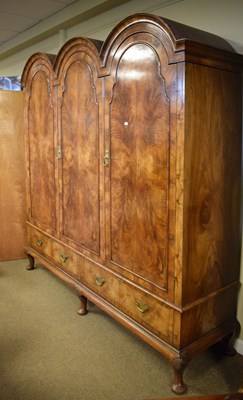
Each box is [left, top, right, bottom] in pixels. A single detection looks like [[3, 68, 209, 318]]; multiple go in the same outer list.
[[22, 13, 243, 87]]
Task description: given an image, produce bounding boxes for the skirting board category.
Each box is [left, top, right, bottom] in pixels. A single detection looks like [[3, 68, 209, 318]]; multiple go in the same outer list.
[[235, 338, 243, 355]]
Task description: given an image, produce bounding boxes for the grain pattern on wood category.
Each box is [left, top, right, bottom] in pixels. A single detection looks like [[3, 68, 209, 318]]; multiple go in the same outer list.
[[109, 43, 170, 289], [28, 70, 56, 231], [60, 58, 100, 255], [183, 64, 242, 305]]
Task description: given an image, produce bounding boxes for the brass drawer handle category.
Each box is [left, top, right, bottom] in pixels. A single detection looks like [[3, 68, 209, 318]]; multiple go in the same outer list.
[[104, 149, 109, 167], [96, 276, 105, 286], [136, 300, 149, 313], [60, 253, 68, 263], [37, 239, 44, 247]]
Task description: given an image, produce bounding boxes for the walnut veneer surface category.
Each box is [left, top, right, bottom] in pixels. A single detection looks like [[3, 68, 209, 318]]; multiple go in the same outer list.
[[21, 14, 243, 395]]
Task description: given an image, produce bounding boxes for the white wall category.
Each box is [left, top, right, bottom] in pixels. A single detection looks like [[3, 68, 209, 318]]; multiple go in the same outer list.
[[0, 0, 243, 344]]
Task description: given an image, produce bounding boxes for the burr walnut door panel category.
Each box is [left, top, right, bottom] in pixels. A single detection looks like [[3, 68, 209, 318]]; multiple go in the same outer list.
[[105, 40, 176, 298], [27, 67, 57, 235], [58, 53, 103, 260]]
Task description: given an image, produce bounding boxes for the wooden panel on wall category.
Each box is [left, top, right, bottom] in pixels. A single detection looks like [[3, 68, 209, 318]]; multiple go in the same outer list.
[[0, 91, 26, 260]]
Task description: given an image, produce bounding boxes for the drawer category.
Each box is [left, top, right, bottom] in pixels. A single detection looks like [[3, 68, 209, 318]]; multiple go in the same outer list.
[[118, 280, 174, 342], [52, 240, 80, 278], [28, 225, 53, 258], [27, 225, 79, 278], [79, 261, 174, 342]]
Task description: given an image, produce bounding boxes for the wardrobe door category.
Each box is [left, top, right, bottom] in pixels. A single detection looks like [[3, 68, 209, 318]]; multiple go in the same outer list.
[[105, 37, 176, 298], [25, 59, 57, 235], [58, 47, 103, 260]]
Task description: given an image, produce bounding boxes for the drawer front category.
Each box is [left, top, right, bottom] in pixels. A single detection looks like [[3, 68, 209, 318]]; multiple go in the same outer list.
[[79, 261, 174, 343], [27, 225, 80, 278], [52, 240, 80, 278], [28, 225, 53, 258]]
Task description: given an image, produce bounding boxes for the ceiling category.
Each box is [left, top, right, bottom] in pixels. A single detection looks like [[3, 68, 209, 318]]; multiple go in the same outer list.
[[0, 0, 131, 60], [1, 0, 243, 60], [0, 0, 79, 46]]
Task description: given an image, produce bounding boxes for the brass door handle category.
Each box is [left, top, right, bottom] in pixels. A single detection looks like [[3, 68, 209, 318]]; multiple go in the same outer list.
[[37, 239, 44, 247], [96, 276, 105, 286], [57, 145, 62, 160], [104, 149, 109, 167], [136, 300, 149, 313], [60, 253, 68, 263]]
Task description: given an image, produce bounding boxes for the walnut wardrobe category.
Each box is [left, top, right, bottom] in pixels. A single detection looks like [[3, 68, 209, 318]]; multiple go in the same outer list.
[[21, 14, 243, 394]]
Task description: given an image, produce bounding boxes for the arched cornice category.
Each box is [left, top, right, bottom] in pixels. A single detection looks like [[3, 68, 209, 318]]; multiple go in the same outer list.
[[21, 53, 56, 89], [53, 37, 103, 82], [100, 13, 242, 73]]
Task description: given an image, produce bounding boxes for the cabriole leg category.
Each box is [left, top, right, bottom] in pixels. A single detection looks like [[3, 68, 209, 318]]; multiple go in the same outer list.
[[171, 357, 189, 395], [77, 294, 88, 316], [26, 254, 35, 270], [221, 319, 241, 356]]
